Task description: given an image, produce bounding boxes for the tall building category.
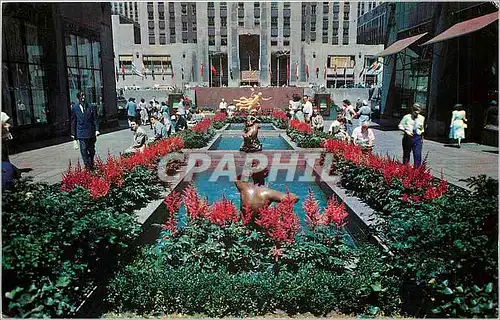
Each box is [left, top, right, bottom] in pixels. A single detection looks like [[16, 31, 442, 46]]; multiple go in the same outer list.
[[356, 1, 389, 45], [2, 3, 118, 144], [379, 2, 498, 144], [111, 1, 383, 89]]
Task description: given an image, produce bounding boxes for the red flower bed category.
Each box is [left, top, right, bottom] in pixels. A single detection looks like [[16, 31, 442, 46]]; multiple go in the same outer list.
[[255, 194, 300, 245], [289, 119, 312, 134], [192, 118, 213, 133], [322, 138, 448, 201], [271, 109, 288, 122], [303, 189, 348, 230], [61, 136, 184, 199], [212, 112, 228, 122]]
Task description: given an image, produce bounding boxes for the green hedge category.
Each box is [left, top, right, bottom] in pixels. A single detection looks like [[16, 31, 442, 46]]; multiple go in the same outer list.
[[331, 153, 498, 318], [287, 128, 330, 148], [2, 166, 164, 318]]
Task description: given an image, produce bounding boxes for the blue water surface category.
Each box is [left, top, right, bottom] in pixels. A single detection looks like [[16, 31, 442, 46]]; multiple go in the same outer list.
[[175, 170, 356, 247], [209, 136, 293, 150], [227, 123, 276, 130]]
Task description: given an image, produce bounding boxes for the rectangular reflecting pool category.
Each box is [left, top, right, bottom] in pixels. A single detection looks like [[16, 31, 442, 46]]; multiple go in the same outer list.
[[209, 136, 293, 150], [176, 170, 356, 247], [226, 123, 276, 130]]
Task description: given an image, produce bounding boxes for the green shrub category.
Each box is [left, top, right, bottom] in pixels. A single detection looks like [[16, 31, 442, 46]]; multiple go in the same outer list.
[[2, 166, 166, 318], [175, 128, 215, 149]]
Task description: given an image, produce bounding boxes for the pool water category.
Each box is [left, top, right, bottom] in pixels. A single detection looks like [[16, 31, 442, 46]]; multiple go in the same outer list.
[[209, 136, 293, 150], [227, 123, 276, 130], [176, 170, 355, 246]]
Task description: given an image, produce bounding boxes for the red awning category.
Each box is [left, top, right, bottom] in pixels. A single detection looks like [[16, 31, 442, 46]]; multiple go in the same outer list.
[[421, 11, 499, 46], [376, 33, 428, 57]]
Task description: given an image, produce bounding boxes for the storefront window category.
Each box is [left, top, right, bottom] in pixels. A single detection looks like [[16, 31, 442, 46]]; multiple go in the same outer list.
[[65, 33, 102, 108], [2, 18, 48, 126]]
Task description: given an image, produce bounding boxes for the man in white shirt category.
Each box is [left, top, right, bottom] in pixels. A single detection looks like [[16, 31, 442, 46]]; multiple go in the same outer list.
[[342, 99, 356, 136], [219, 98, 228, 113], [352, 121, 375, 151], [398, 103, 425, 167], [302, 95, 313, 123]]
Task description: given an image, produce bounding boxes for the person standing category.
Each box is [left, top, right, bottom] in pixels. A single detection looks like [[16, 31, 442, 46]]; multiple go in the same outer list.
[[71, 91, 100, 170], [2, 111, 13, 162], [302, 95, 313, 123], [449, 104, 467, 148], [219, 98, 228, 114], [398, 103, 425, 168], [138, 98, 148, 125], [160, 102, 170, 125], [17, 100, 29, 125], [356, 100, 372, 124], [125, 98, 137, 127], [342, 99, 356, 136], [173, 112, 188, 132]]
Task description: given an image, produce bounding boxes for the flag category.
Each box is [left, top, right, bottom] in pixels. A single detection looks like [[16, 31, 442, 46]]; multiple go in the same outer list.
[[131, 61, 144, 77], [269, 62, 272, 80], [121, 63, 125, 80], [162, 61, 165, 80], [171, 66, 175, 79], [211, 65, 216, 77], [306, 64, 310, 81], [182, 67, 185, 80], [323, 65, 327, 80], [286, 57, 290, 85], [230, 69, 233, 80], [200, 62, 204, 78], [316, 67, 319, 79], [191, 65, 194, 80], [295, 62, 299, 80], [152, 64, 156, 81]]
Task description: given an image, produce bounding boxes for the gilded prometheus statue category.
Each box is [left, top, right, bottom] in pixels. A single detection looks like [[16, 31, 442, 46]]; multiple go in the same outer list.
[[233, 89, 272, 111]]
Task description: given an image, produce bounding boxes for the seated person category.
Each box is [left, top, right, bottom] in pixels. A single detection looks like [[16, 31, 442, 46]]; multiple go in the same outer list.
[[351, 121, 375, 150], [125, 119, 148, 153], [173, 112, 188, 132], [151, 115, 168, 141], [328, 115, 349, 142], [294, 107, 305, 122], [311, 108, 325, 132]]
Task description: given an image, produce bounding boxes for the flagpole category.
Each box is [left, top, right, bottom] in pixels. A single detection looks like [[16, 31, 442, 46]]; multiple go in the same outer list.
[[219, 55, 222, 87], [277, 56, 280, 87], [363, 57, 367, 85]]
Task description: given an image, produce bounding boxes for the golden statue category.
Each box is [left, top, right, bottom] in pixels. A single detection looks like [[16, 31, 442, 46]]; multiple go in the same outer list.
[[233, 89, 272, 111]]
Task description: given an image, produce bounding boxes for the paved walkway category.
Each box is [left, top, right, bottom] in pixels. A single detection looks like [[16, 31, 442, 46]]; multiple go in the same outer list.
[[9, 120, 498, 188]]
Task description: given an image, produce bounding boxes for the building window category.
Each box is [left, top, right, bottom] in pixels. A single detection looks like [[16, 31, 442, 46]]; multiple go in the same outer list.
[[220, 2, 227, 9], [192, 38, 197, 43], [311, 21, 316, 31], [221, 35, 227, 46], [271, 17, 278, 26], [221, 17, 227, 27], [311, 33, 316, 41], [148, 21, 155, 30], [181, 4, 187, 14], [343, 28, 349, 36], [208, 2, 214, 8], [283, 17, 290, 26], [302, 4, 306, 14], [170, 28, 176, 35], [148, 11, 154, 20], [343, 37, 349, 45], [254, 2, 260, 8], [209, 35, 215, 46], [238, 20, 244, 27], [191, 4, 196, 14], [159, 33, 166, 45], [271, 40, 277, 46], [311, 4, 316, 15], [192, 21, 197, 31], [323, 36, 328, 43], [208, 17, 215, 26], [271, 2, 277, 9], [238, 2, 244, 9], [284, 40, 290, 46], [254, 19, 260, 26], [323, 18, 328, 30], [183, 39, 188, 43], [182, 22, 188, 31], [149, 35, 155, 45], [332, 36, 338, 45], [159, 21, 165, 29], [284, 2, 290, 9], [344, 12, 350, 20], [332, 28, 338, 36], [333, 12, 339, 20], [170, 35, 176, 43]]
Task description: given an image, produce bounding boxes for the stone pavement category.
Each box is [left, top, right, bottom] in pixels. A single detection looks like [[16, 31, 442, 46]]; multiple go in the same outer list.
[[8, 120, 498, 188]]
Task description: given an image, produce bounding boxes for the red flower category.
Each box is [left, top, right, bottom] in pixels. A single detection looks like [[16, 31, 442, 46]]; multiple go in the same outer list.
[[240, 203, 254, 225], [213, 112, 227, 122], [192, 118, 213, 133], [290, 119, 313, 133], [303, 189, 321, 229], [182, 186, 209, 220], [255, 194, 300, 245], [323, 198, 348, 229], [163, 191, 182, 215], [271, 109, 288, 122], [206, 195, 238, 226], [88, 176, 110, 199]]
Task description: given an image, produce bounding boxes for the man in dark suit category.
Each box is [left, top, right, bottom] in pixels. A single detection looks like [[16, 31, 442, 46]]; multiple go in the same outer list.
[[71, 92, 100, 170]]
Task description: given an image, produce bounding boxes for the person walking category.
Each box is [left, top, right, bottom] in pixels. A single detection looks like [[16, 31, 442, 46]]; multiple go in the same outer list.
[[302, 95, 313, 123], [71, 91, 100, 170], [125, 98, 137, 127], [138, 98, 148, 125], [449, 103, 467, 148], [398, 103, 425, 168], [160, 102, 170, 125]]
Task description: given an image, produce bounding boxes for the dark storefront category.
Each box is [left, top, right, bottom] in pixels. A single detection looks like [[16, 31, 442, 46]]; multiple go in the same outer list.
[[381, 2, 498, 144], [2, 3, 118, 146]]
